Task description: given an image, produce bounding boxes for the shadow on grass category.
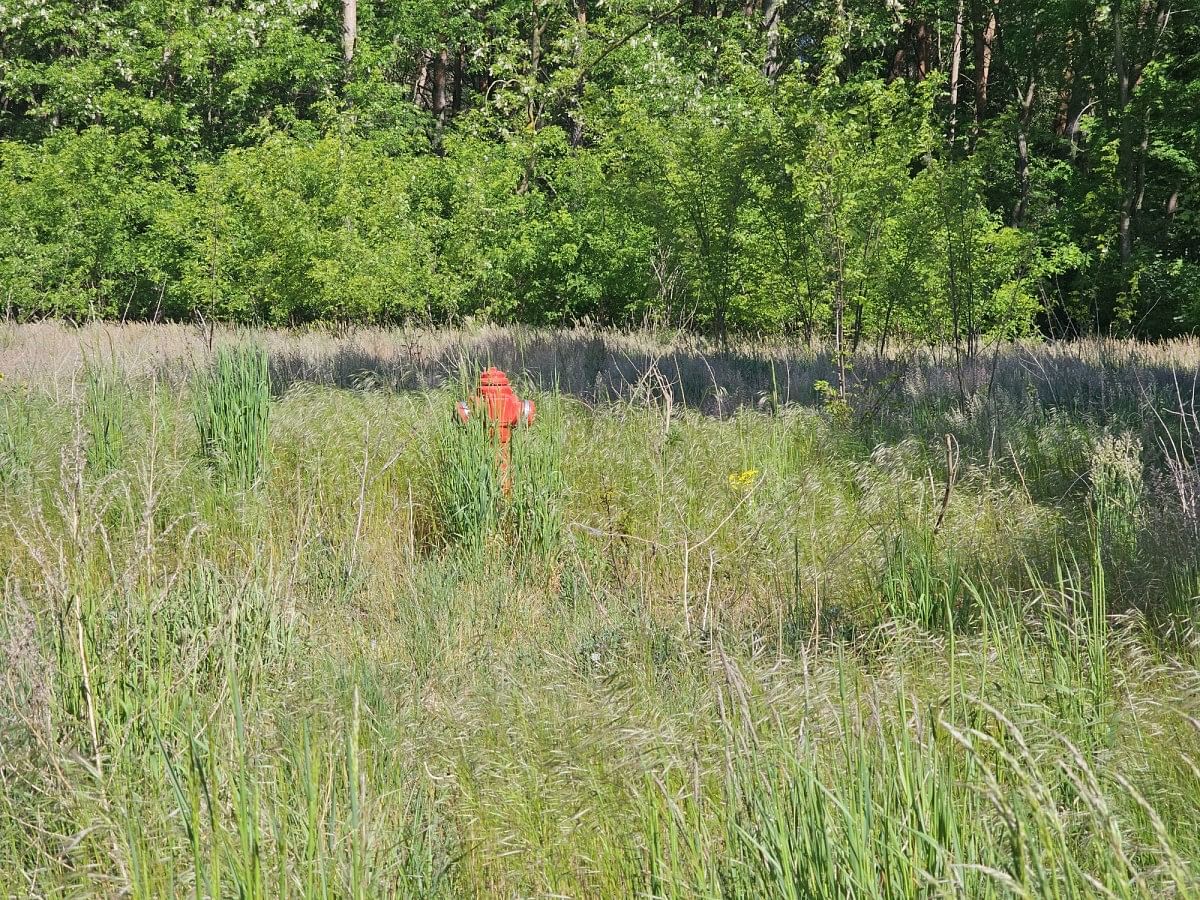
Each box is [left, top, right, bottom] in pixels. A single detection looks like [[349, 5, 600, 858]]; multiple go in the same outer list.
[[263, 327, 1200, 425]]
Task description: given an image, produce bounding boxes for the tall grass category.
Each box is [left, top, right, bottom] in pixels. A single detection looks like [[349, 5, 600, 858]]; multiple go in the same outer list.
[[193, 344, 270, 487], [2, 327, 1200, 897], [429, 388, 565, 558], [431, 411, 504, 547], [507, 394, 566, 560], [1090, 432, 1144, 564], [83, 362, 127, 475], [0, 385, 32, 485]]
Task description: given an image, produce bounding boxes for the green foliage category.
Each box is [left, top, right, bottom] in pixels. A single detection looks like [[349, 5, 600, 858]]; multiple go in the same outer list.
[[2, 0, 1195, 335], [193, 344, 270, 487], [154, 136, 440, 324], [0, 129, 178, 320], [812, 378, 851, 424]]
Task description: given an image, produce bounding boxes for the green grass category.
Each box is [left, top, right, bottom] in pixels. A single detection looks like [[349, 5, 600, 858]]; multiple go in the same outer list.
[[2, 330, 1200, 897], [193, 344, 270, 488], [82, 361, 128, 476]]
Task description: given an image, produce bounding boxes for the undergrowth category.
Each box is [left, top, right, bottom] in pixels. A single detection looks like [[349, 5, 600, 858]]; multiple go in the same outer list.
[[1, 332, 1199, 897]]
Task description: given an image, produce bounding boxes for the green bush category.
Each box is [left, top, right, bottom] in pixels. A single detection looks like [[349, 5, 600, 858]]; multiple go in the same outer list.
[[0, 129, 177, 320], [153, 136, 440, 325]]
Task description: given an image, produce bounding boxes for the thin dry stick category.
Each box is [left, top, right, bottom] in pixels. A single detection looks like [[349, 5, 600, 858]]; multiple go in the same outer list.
[[350, 420, 371, 570], [933, 433, 960, 535], [74, 595, 102, 780]]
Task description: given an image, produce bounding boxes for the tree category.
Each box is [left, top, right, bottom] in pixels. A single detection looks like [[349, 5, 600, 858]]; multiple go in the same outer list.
[[0, 0, 1193, 334]]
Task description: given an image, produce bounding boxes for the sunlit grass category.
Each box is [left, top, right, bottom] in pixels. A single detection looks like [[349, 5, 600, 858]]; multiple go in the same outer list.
[[1, 326, 1199, 897]]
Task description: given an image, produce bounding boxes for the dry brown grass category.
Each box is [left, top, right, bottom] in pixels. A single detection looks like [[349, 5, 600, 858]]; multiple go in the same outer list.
[[5, 320, 1200, 416]]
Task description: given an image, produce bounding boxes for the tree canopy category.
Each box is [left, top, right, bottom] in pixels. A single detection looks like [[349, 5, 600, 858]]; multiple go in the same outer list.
[[1, 0, 1196, 340]]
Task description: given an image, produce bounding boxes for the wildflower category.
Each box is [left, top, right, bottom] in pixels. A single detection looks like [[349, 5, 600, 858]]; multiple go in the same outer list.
[[728, 468, 759, 491]]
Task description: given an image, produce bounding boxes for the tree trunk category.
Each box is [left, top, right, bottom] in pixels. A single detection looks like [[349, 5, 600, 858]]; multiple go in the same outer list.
[[947, 0, 965, 146], [1115, 0, 1134, 266], [890, 19, 934, 81], [432, 50, 449, 125], [913, 21, 931, 78], [528, 1, 546, 128], [432, 49, 449, 148], [1054, 41, 1076, 139], [1166, 182, 1181, 222], [453, 47, 464, 113], [569, 0, 588, 147], [830, 230, 847, 399], [342, 0, 357, 66], [834, 290, 846, 400], [970, 0, 997, 149], [877, 297, 894, 357], [1013, 74, 1035, 225], [762, 0, 782, 82], [1134, 109, 1149, 219], [413, 51, 431, 105], [1114, 0, 1170, 269]]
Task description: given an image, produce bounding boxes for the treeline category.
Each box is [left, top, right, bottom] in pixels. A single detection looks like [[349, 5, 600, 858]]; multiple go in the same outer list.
[[0, 0, 1196, 340]]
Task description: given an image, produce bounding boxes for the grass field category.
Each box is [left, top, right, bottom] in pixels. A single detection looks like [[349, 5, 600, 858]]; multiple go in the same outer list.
[[3, 322, 1200, 898]]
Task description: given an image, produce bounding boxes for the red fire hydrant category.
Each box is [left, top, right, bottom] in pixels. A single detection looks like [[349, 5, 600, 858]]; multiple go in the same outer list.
[[454, 367, 535, 491]]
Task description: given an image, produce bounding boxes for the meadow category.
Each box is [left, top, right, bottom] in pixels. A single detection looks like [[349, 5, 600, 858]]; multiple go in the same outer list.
[[3, 321, 1200, 898]]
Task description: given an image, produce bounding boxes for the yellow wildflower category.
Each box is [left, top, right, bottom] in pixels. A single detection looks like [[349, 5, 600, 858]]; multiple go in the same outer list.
[[728, 468, 759, 491]]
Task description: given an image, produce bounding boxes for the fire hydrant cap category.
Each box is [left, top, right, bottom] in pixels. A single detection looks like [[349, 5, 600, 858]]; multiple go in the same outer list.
[[480, 367, 510, 388]]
